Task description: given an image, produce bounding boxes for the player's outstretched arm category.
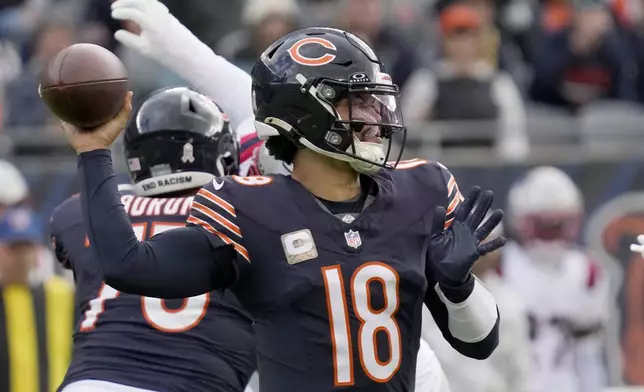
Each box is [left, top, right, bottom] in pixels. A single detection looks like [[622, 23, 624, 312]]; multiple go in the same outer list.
[[60, 94, 241, 299], [110, 0, 253, 130], [425, 185, 504, 359]]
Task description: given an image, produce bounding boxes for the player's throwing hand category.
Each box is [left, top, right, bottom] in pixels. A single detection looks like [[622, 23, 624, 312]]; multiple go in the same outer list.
[[60, 92, 133, 154], [428, 186, 506, 287]]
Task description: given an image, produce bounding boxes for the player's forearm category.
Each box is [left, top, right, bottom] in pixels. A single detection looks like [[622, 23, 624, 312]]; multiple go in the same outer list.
[[78, 150, 237, 298], [425, 275, 500, 359]]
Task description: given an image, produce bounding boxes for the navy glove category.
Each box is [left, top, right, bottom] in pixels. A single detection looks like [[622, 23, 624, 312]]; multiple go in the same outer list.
[[427, 186, 506, 298]]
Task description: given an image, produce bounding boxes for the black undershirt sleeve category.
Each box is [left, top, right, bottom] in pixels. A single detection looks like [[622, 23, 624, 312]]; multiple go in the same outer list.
[[424, 272, 500, 359], [78, 149, 240, 299]]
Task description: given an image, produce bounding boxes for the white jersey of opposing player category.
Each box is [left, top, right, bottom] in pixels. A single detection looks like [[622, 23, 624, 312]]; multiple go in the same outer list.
[[422, 305, 487, 392], [416, 337, 451, 392], [235, 117, 291, 177], [422, 275, 533, 392], [502, 241, 609, 392], [481, 272, 534, 392], [237, 131, 262, 177]]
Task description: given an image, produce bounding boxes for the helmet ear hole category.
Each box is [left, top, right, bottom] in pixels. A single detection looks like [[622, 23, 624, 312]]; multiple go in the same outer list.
[[188, 100, 198, 114], [221, 152, 236, 169], [266, 42, 285, 59], [225, 155, 235, 165]]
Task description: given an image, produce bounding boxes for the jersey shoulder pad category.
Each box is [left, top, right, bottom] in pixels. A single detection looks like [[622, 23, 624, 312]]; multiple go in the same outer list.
[[187, 175, 277, 263], [390, 158, 448, 186], [189, 174, 280, 220], [390, 159, 462, 201], [389, 159, 463, 227], [191, 175, 277, 217], [389, 158, 432, 170], [188, 177, 239, 233], [194, 175, 276, 203], [430, 161, 464, 226]]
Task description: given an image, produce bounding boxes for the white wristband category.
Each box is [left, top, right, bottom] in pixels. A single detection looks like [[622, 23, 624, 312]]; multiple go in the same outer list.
[[435, 276, 498, 343]]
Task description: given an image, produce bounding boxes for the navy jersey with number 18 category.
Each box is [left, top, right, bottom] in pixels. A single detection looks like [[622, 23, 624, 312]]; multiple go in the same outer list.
[[186, 159, 464, 392]]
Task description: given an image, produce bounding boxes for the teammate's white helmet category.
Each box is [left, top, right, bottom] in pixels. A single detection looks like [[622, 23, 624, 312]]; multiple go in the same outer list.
[[510, 166, 583, 215], [508, 166, 583, 245]]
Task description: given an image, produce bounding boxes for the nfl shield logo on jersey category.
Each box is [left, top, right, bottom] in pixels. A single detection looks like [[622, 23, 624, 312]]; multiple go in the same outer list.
[[344, 230, 362, 249]]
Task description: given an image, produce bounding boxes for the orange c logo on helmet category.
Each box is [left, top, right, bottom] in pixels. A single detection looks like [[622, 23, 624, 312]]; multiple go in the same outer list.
[[288, 37, 337, 66]]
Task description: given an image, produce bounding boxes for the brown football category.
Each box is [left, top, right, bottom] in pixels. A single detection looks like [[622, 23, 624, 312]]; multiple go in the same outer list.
[[39, 43, 128, 130]]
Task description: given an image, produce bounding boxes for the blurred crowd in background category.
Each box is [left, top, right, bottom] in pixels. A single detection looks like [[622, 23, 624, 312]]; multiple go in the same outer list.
[[1, 1, 644, 392], [2, 0, 644, 159]]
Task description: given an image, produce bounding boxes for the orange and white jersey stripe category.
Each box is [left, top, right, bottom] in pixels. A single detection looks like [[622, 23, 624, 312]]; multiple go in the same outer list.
[[390, 159, 463, 229], [440, 165, 464, 229], [187, 185, 250, 263]]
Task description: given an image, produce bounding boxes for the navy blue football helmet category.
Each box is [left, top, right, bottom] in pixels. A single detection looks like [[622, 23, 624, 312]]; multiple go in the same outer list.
[[251, 27, 405, 174]]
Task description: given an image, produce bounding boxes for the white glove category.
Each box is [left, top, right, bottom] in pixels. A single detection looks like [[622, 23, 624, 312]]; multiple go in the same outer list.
[[110, 0, 253, 131], [630, 234, 644, 256], [111, 0, 191, 60]]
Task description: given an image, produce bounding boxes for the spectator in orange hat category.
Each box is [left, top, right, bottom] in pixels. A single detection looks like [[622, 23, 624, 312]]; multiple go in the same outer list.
[[402, 3, 528, 162]]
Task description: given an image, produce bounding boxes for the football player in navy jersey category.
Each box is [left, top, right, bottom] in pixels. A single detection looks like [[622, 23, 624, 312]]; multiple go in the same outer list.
[[51, 87, 258, 392], [57, 27, 505, 392]]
